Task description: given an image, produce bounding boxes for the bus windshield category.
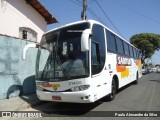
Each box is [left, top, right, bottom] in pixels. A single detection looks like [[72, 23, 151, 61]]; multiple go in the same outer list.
[[36, 23, 90, 81]]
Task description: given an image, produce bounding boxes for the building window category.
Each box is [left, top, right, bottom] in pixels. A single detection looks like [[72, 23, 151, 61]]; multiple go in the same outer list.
[[22, 30, 27, 39], [19, 27, 37, 42]]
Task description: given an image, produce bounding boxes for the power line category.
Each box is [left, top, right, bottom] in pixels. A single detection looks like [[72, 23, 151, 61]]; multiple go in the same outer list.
[[72, 0, 107, 25], [71, 0, 119, 34], [94, 0, 125, 39], [87, 7, 106, 24], [70, 0, 82, 7], [76, 0, 83, 4], [71, 0, 87, 20], [112, 0, 160, 25]]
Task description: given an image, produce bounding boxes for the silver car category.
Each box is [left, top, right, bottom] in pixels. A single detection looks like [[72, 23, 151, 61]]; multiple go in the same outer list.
[[142, 66, 149, 75]]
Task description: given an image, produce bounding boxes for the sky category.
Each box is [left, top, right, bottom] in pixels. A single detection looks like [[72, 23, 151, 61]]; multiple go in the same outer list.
[[40, 0, 160, 65]]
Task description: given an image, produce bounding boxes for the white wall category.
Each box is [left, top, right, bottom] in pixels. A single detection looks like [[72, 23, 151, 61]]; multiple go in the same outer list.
[[0, 0, 47, 42]]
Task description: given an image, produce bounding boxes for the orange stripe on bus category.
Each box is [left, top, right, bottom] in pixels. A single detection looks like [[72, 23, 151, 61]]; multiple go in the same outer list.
[[116, 64, 126, 72]]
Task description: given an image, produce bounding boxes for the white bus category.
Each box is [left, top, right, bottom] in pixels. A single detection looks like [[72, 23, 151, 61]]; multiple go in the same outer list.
[[24, 20, 142, 103]]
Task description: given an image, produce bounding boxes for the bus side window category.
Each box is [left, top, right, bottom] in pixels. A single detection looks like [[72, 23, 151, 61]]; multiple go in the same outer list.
[[129, 45, 134, 57], [92, 24, 105, 75], [116, 37, 124, 55], [133, 48, 137, 58], [91, 41, 102, 75], [137, 50, 141, 59], [91, 42, 100, 66], [106, 30, 117, 53], [123, 42, 130, 56]]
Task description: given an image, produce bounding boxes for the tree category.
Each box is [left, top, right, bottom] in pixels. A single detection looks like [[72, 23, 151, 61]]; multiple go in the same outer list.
[[155, 64, 160, 67], [130, 33, 160, 63]]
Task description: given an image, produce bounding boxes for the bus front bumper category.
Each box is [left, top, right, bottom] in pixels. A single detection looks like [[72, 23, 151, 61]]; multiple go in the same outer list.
[[36, 90, 95, 103]]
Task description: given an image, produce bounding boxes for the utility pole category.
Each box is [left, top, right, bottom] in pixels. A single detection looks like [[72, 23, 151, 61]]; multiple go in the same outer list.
[[81, 0, 87, 20]]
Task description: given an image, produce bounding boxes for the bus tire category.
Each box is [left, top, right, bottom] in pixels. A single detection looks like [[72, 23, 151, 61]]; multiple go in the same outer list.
[[133, 72, 138, 84], [107, 78, 116, 101]]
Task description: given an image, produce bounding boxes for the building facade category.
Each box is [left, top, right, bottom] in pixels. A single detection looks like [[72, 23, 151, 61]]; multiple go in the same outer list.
[[0, 0, 57, 42], [0, 0, 57, 99]]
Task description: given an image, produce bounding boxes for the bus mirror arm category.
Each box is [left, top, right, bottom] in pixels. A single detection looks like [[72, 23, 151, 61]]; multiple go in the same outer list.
[[22, 43, 39, 60], [81, 29, 92, 51]]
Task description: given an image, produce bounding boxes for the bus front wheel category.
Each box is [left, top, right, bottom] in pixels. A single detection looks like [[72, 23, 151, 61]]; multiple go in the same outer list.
[[107, 79, 116, 101]]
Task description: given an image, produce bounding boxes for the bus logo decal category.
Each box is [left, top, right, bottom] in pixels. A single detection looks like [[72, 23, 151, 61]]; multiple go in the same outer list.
[[52, 84, 60, 91], [53, 86, 57, 91], [116, 55, 131, 78], [117, 55, 132, 66]]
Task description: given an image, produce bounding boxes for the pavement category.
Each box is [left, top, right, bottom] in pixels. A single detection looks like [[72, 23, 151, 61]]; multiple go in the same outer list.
[[0, 94, 42, 111]]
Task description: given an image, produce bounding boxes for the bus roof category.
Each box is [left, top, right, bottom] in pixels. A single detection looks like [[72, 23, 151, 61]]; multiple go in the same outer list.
[[45, 20, 139, 51]]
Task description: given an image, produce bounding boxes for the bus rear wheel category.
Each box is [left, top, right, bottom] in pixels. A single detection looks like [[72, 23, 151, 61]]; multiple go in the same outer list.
[[107, 79, 116, 101], [133, 72, 138, 84]]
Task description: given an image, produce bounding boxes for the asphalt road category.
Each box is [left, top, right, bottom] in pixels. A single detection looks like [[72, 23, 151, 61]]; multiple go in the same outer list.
[[25, 73, 160, 120]]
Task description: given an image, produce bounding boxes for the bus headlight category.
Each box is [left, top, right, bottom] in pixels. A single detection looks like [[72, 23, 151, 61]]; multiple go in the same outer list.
[[71, 85, 90, 92]]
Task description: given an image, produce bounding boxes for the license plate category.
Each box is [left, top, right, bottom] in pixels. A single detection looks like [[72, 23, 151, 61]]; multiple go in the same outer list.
[[52, 96, 61, 100]]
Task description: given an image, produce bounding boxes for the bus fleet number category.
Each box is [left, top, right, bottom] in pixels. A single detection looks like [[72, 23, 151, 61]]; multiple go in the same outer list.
[[68, 81, 82, 86]]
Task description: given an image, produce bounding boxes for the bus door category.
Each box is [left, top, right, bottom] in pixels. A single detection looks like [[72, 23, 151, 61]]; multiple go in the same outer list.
[[91, 24, 107, 100], [91, 41, 108, 101]]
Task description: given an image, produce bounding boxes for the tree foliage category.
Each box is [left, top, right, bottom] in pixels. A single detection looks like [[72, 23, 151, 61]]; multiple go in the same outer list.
[[155, 64, 160, 67], [130, 33, 160, 63]]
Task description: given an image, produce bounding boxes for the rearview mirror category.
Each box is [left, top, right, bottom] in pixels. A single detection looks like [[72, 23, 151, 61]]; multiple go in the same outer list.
[[81, 29, 91, 51], [22, 43, 38, 60]]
